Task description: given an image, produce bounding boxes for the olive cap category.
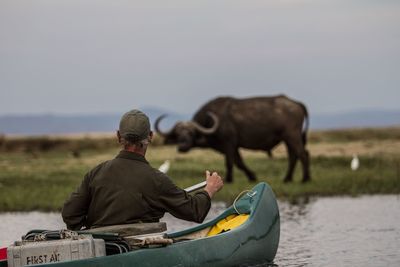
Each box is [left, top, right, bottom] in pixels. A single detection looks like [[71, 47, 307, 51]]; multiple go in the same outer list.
[[119, 109, 150, 141]]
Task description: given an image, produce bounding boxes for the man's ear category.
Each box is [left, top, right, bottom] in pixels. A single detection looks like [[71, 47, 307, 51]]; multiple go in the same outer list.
[[148, 131, 154, 143], [117, 131, 122, 143]]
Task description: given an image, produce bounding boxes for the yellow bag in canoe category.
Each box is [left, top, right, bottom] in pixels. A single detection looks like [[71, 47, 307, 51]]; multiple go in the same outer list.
[[207, 214, 249, 237]]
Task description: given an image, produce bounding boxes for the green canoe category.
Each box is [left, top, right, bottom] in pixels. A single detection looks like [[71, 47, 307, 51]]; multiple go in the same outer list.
[[4, 182, 280, 267]]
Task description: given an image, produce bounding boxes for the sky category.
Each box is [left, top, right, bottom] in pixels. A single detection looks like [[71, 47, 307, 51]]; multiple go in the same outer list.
[[0, 0, 399, 117]]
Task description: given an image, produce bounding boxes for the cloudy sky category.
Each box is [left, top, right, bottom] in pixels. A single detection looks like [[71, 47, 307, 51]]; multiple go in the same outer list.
[[0, 0, 399, 116]]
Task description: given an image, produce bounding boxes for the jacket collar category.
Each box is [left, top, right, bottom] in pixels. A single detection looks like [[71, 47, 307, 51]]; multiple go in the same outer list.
[[116, 150, 149, 164]]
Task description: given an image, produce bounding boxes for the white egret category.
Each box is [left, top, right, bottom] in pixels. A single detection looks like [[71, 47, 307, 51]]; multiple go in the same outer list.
[[351, 154, 359, 171], [158, 160, 171, 174]]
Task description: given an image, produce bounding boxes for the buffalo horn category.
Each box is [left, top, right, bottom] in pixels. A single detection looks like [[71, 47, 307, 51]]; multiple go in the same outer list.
[[190, 112, 219, 135], [154, 114, 173, 137]]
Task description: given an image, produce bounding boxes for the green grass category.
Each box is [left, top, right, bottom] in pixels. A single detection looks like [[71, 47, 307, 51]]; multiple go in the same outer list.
[[1, 144, 399, 211], [0, 151, 94, 211], [165, 152, 400, 203]]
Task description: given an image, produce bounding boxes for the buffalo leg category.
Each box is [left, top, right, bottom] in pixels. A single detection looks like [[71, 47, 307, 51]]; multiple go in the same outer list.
[[285, 139, 311, 183], [224, 153, 234, 183], [299, 149, 311, 182], [284, 143, 298, 183], [234, 149, 257, 182], [291, 141, 311, 182]]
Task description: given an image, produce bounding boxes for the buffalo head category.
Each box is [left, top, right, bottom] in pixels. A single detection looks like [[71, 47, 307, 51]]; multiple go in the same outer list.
[[154, 112, 219, 152]]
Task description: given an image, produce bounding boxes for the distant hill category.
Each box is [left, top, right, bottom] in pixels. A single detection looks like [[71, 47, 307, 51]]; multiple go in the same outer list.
[[310, 109, 400, 129], [0, 108, 399, 135], [0, 107, 190, 136]]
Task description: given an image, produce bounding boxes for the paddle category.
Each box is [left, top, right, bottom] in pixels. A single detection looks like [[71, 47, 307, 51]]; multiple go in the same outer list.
[[184, 181, 207, 193], [158, 160, 207, 193]]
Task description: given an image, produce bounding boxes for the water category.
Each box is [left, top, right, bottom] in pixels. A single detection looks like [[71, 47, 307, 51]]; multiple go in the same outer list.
[[1, 196, 399, 266], [276, 195, 400, 267]]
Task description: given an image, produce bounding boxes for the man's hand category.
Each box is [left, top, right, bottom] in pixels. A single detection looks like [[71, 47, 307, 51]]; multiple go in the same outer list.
[[204, 170, 224, 198]]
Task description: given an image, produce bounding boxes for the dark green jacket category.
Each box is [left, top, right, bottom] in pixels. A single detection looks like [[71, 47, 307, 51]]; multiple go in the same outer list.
[[62, 150, 211, 230]]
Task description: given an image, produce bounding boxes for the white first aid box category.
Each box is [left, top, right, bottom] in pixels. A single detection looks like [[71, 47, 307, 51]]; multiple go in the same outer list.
[[7, 235, 105, 267]]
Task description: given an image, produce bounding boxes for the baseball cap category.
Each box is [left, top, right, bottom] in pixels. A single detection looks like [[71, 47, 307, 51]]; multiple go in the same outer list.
[[119, 109, 151, 141]]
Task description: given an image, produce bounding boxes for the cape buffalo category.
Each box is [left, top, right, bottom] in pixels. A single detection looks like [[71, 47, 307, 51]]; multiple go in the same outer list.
[[155, 95, 310, 183]]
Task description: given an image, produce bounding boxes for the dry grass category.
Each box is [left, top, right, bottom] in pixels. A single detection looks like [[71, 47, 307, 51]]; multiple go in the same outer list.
[[253, 140, 400, 158]]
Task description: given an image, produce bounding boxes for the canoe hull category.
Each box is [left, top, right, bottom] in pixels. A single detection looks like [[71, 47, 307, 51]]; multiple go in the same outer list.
[[13, 182, 280, 267]]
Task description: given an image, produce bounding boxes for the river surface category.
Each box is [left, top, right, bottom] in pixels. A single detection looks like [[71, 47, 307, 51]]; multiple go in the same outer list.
[[1, 196, 399, 266]]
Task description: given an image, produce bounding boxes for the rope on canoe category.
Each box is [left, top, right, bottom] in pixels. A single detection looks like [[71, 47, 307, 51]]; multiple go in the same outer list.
[[233, 190, 251, 215]]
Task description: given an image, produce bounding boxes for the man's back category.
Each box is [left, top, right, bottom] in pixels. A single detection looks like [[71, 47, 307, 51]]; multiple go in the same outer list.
[[62, 150, 211, 230]]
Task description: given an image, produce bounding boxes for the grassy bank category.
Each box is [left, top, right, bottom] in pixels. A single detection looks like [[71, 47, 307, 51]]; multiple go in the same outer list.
[[0, 127, 400, 211]]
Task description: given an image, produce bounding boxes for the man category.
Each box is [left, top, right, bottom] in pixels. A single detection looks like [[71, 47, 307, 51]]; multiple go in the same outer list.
[[62, 109, 224, 230]]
